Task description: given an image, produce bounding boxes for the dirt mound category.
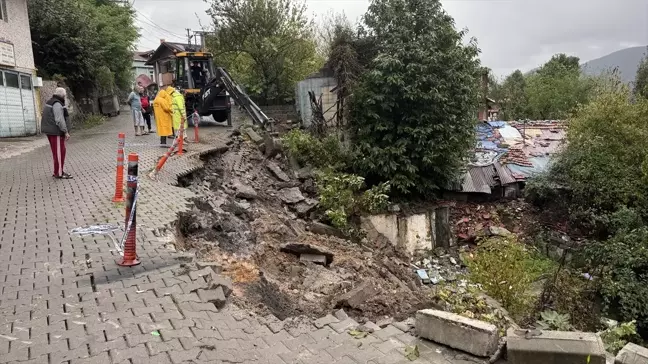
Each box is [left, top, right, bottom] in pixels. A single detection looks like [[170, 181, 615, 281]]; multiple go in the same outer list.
[[176, 129, 438, 323]]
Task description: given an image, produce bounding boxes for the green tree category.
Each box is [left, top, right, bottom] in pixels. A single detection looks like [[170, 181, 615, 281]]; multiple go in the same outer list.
[[29, 0, 138, 93], [499, 70, 528, 120], [634, 52, 648, 99], [525, 54, 594, 120], [206, 0, 322, 104], [349, 0, 480, 196]]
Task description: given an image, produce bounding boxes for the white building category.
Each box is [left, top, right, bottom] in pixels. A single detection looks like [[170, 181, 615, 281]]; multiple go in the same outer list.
[[0, 0, 38, 137], [132, 51, 154, 84]]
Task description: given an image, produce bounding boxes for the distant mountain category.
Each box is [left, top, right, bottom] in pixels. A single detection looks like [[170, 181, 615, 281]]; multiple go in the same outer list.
[[581, 46, 647, 84]]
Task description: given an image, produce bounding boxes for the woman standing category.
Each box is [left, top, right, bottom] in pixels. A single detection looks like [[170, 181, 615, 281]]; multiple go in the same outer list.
[[140, 89, 154, 134], [127, 86, 146, 136]]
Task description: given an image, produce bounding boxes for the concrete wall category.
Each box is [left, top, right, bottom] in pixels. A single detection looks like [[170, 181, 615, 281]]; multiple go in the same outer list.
[[0, 0, 35, 74], [362, 207, 453, 255]]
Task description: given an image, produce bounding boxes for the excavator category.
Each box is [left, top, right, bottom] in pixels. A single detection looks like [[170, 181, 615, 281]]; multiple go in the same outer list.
[[171, 51, 270, 127]]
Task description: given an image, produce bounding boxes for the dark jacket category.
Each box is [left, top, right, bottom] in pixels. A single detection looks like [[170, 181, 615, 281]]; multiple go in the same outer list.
[[41, 96, 69, 136]]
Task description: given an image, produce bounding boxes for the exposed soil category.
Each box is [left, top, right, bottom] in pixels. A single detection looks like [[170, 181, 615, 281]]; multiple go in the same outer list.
[[175, 128, 448, 324]]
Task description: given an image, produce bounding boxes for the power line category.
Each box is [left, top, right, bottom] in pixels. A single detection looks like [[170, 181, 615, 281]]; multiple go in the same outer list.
[[134, 9, 186, 38]]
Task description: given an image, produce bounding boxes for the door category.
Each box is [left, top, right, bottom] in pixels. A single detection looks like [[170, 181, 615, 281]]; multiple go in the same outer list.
[[0, 71, 25, 137], [20, 74, 37, 135]]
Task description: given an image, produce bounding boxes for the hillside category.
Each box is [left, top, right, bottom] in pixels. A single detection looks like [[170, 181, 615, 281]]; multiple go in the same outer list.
[[581, 46, 647, 84]]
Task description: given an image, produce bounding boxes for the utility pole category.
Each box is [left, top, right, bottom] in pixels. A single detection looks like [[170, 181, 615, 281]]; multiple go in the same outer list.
[[186, 28, 193, 45], [193, 31, 215, 52]]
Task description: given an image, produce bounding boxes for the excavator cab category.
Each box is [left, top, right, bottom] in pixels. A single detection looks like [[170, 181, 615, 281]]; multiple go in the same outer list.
[[173, 52, 231, 125]]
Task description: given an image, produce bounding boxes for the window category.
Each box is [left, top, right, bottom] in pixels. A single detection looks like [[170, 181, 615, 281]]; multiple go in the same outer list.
[[0, 0, 7, 21], [20, 75, 31, 90], [4, 72, 18, 88], [0, 72, 4, 87]]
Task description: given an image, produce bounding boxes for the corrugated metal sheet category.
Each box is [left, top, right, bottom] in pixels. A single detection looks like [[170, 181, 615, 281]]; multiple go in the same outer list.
[[295, 76, 336, 127], [494, 161, 517, 185]]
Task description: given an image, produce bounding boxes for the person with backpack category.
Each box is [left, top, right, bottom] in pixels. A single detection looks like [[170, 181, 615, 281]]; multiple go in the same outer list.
[[140, 89, 154, 134], [41, 87, 72, 179]]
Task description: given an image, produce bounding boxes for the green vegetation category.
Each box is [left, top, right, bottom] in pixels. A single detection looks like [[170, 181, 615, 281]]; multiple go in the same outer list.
[[348, 0, 480, 196], [29, 0, 138, 93], [206, 0, 322, 104], [635, 52, 648, 99], [463, 236, 555, 317], [536, 310, 573, 331], [600, 321, 639, 354], [315, 171, 389, 232], [281, 129, 349, 171]]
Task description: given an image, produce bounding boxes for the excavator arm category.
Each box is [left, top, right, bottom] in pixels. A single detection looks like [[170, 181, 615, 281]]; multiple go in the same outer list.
[[199, 67, 270, 127]]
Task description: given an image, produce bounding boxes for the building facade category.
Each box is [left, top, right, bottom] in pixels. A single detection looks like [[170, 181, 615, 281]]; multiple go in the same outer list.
[[132, 51, 154, 85], [0, 0, 38, 137]]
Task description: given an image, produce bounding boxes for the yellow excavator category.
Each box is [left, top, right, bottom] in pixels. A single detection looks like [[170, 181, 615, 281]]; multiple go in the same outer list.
[[170, 51, 270, 127]]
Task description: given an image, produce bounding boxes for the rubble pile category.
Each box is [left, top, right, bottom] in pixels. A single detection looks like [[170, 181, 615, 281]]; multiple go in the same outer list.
[[176, 128, 446, 323]]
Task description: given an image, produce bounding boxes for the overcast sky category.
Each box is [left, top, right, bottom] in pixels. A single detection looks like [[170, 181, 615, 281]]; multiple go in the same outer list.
[[133, 0, 648, 78]]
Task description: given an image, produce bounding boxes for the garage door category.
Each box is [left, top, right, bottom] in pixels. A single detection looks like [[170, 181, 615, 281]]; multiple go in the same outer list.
[[20, 74, 37, 135], [0, 71, 37, 137], [0, 71, 25, 137]]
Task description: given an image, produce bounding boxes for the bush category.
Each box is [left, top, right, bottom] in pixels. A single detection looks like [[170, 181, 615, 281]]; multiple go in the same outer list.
[[600, 320, 639, 354], [541, 268, 601, 331], [464, 236, 554, 317], [315, 170, 390, 232], [585, 227, 648, 332], [281, 129, 349, 170], [536, 310, 573, 331]]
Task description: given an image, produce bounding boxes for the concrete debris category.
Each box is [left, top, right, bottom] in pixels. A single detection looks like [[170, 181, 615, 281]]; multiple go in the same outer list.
[[314, 314, 340, 329], [266, 161, 290, 182], [292, 199, 318, 216], [507, 328, 606, 364], [279, 243, 334, 266], [416, 309, 499, 357], [299, 253, 327, 265], [416, 269, 430, 284], [308, 221, 345, 238], [334, 309, 349, 321], [208, 272, 233, 297], [245, 128, 264, 145], [336, 281, 380, 311], [233, 180, 258, 200], [615, 343, 648, 364], [489, 226, 512, 237], [358, 321, 381, 333], [197, 287, 227, 308], [279, 187, 305, 204], [196, 261, 224, 274]]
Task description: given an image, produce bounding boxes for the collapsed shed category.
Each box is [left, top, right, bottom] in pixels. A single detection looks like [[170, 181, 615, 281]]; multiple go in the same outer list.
[[447, 120, 566, 200]]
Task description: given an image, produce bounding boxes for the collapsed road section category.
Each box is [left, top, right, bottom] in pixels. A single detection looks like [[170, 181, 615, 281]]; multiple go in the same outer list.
[[175, 128, 466, 324]]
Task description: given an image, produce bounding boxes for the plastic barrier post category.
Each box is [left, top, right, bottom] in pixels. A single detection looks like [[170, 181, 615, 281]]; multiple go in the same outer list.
[[149, 134, 179, 179], [118, 153, 141, 267], [193, 111, 200, 143], [112, 132, 126, 202], [178, 116, 185, 156]]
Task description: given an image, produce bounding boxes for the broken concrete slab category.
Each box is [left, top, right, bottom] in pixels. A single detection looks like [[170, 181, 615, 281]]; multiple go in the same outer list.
[[245, 128, 264, 145], [292, 199, 318, 216], [615, 343, 648, 364], [279, 187, 305, 204], [264, 134, 283, 158], [208, 272, 233, 297], [189, 267, 214, 281], [197, 288, 226, 308], [336, 281, 380, 310], [308, 221, 345, 238], [358, 321, 381, 333], [334, 309, 349, 321], [266, 162, 290, 182], [416, 309, 498, 357], [279, 243, 334, 265], [196, 261, 223, 274], [329, 318, 359, 333], [314, 314, 340, 329], [299, 254, 327, 265], [233, 180, 258, 200], [507, 328, 606, 364]]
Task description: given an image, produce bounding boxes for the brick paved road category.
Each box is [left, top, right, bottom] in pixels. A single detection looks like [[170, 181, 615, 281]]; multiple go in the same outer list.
[[0, 112, 486, 363]]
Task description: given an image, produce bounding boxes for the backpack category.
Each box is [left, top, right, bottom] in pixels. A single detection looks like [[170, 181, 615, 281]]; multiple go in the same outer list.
[[140, 95, 151, 112]]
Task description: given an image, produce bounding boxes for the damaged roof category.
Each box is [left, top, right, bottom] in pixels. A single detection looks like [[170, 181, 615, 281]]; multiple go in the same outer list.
[[453, 120, 566, 194]]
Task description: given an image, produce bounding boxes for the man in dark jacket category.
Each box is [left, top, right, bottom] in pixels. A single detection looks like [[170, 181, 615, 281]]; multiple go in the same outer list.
[[41, 87, 72, 179]]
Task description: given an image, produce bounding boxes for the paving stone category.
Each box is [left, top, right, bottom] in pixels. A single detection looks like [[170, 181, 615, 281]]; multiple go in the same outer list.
[[330, 318, 359, 333]]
